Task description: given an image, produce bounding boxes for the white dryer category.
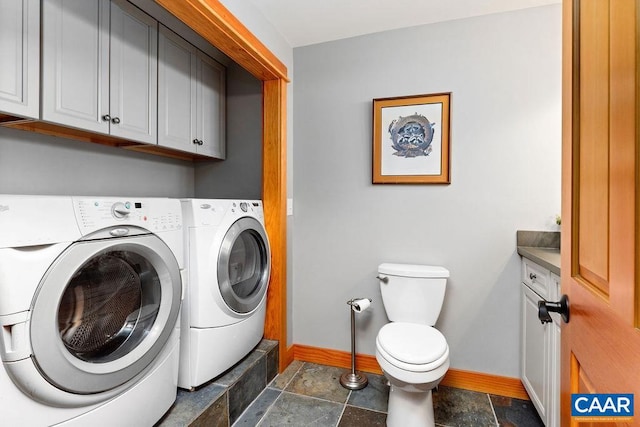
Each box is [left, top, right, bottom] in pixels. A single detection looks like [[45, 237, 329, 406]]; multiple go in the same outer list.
[[179, 199, 271, 389], [0, 195, 184, 426]]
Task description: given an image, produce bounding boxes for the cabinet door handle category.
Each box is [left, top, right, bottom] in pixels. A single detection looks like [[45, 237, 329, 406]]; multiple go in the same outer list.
[[102, 114, 111, 121], [193, 139, 204, 146], [111, 117, 120, 124], [538, 295, 570, 324], [529, 273, 537, 280], [198, 139, 204, 146]]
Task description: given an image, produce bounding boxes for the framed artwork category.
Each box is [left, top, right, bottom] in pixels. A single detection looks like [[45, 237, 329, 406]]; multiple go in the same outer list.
[[372, 93, 451, 184]]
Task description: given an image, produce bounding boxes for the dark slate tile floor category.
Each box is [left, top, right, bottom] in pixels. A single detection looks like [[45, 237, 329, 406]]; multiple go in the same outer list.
[[233, 362, 545, 427]]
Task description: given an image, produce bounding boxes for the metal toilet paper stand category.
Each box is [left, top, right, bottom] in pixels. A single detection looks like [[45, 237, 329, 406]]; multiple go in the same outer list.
[[340, 298, 372, 390]]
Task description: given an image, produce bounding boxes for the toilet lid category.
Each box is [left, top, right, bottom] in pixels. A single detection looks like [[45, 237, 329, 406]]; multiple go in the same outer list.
[[377, 322, 447, 365]]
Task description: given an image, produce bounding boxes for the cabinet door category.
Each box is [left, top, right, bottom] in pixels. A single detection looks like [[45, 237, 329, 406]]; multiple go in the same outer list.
[[41, 0, 110, 133], [109, 0, 157, 144], [0, 0, 39, 119], [521, 283, 548, 422], [158, 25, 197, 152], [196, 52, 225, 159]]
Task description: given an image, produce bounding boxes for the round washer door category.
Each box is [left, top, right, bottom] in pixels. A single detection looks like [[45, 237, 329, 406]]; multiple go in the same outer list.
[[29, 233, 181, 394], [217, 217, 271, 314]]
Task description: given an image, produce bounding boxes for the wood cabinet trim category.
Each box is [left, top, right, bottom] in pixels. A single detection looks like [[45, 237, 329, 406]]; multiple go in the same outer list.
[[292, 344, 530, 400], [154, 0, 288, 82]]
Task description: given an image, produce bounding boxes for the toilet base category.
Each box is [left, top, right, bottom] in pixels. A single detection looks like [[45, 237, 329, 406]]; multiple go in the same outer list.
[[386, 385, 435, 427]]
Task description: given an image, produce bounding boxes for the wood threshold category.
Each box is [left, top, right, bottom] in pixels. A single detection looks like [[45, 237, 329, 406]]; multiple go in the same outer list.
[[291, 344, 530, 400]]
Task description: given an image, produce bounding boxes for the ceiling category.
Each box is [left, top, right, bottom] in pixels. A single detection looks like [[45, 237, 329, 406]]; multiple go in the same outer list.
[[247, 0, 561, 47]]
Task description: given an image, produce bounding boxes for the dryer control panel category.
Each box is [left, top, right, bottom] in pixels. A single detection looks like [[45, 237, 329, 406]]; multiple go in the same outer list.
[[185, 199, 264, 227], [73, 197, 182, 235]]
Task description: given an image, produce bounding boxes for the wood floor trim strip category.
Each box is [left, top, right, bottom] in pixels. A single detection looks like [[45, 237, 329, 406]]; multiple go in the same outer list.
[[290, 344, 530, 400]]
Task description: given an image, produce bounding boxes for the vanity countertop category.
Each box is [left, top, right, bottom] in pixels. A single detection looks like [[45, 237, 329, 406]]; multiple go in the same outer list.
[[516, 230, 561, 275]]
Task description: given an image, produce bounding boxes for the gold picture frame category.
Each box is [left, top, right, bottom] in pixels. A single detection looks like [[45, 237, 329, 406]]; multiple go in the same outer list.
[[372, 93, 451, 184]]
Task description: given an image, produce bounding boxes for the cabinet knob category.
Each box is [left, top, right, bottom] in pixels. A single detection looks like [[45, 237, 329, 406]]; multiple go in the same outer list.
[[193, 139, 204, 146], [529, 273, 537, 280], [111, 117, 121, 124], [538, 295, 570, 324], [198, 139, 204, 146], [102, 114, 111, 121]]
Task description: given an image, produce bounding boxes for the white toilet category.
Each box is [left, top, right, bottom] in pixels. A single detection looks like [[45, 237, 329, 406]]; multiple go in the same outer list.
[[375, 263, 450, 427]]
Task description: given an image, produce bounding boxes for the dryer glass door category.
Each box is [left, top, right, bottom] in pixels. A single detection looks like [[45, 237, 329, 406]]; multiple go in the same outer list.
[[218, 217, 271, 313]]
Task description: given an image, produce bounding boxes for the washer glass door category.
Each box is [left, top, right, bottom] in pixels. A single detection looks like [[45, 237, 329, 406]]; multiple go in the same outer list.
[[29, 232, 181, 394], [218, 217, 271, 313], [58, 250, 159, 362]]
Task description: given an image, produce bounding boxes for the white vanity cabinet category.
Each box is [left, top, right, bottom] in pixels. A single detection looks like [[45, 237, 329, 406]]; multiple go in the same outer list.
[[41, 0, 158, 144], [0, 0, 39, 119], [520, 258, 560, 427], [158, 25, 226, 159]]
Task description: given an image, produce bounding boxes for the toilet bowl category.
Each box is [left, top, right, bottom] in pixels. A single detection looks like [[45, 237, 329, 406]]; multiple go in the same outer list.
[[375, 263, 450, 427], [376, 322, 449, 427]]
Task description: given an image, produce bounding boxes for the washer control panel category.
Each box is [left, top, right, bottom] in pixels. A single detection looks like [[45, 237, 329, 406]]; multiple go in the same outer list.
[[73, 197, 182, 234]]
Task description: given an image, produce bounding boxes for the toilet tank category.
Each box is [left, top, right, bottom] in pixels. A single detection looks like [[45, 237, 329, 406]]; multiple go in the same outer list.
[[378, 263, 449, 325]]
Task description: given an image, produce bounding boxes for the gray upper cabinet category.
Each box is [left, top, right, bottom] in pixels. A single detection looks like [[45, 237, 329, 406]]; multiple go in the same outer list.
[[109, 0, 158, 143], [0, 0, 40, 119], [42, 0, 158, 144], [196, 52, 225, 159], [158, 25, 225, 159], [157, 26, 196, 152]]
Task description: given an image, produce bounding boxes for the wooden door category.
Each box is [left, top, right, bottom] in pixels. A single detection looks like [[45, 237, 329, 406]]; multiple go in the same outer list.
[[561, 0, 640, 425]]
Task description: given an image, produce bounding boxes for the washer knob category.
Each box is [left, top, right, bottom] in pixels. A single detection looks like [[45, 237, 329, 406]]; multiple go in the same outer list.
[[240, 202, 248, 212], [111, 202, 131, 219]]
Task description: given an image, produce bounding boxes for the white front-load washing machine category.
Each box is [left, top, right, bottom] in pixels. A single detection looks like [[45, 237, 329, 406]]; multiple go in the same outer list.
[[178, 199, 271, 389], [0, 195, 184, 426]]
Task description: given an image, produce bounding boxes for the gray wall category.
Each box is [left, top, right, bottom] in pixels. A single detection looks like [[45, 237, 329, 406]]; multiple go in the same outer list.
[[195, 62, 263, 199], [0, 126, 194, 197], [292, 5, 561, 377]]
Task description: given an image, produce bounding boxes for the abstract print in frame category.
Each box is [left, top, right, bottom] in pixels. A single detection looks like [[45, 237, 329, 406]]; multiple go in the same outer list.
[[372, 93, 451, 184]]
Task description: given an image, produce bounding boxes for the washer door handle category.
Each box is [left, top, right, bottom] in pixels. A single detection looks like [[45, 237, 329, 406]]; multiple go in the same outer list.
[[109, 228, 130, 237]]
